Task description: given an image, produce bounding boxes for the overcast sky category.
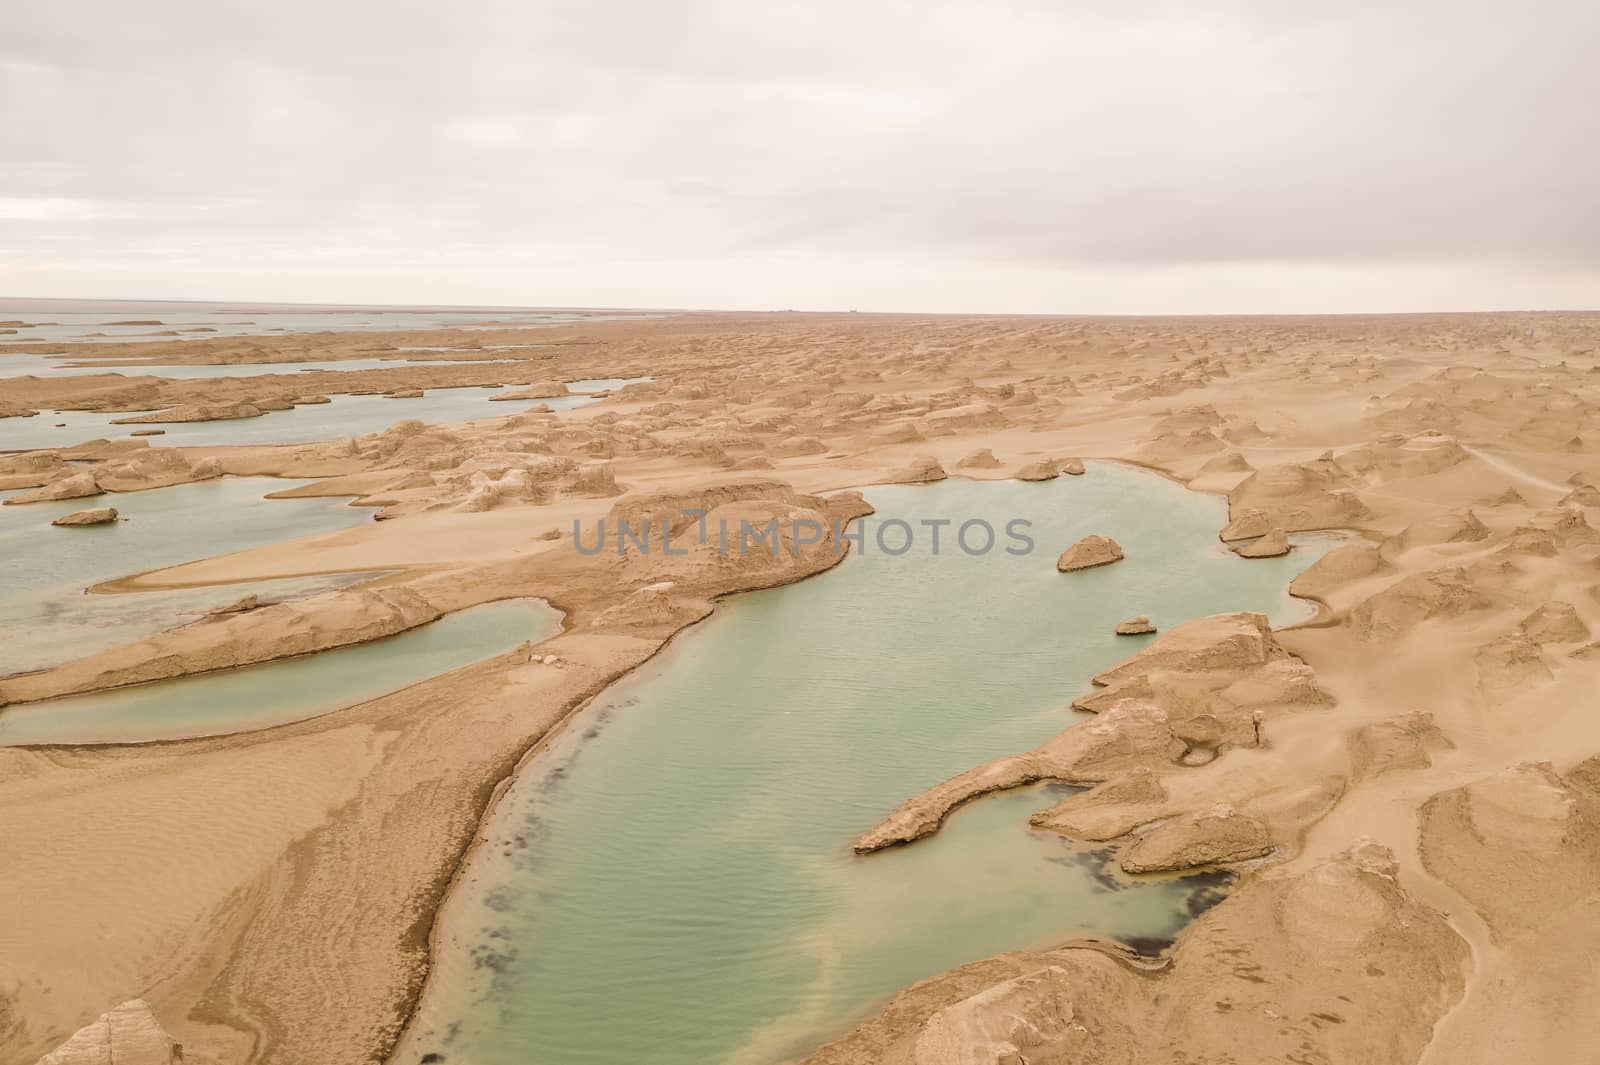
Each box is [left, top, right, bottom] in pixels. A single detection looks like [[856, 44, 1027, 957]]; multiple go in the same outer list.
[[3, 0, 1597, 313]]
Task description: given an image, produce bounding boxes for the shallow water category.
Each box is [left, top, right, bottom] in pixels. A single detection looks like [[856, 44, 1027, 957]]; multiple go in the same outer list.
[[0, 599, 562, 745], [395, 466, 1334, 1065], [0, 477, 371, 675], [0, 377, 650, 452]]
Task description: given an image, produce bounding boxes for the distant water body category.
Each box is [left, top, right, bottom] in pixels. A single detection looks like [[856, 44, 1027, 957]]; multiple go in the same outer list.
[[0, 298, 665, 346], [0, 377, 652, 452], [394, 466, 1336, 1065]]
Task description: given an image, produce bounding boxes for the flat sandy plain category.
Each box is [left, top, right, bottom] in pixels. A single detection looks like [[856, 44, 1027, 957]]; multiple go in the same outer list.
[[4, 310, 1600, 1064]]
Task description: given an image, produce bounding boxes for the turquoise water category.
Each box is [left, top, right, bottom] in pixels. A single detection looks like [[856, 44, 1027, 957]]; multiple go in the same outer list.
[[394, 466, 1333, 1065], [0, 599, 562, 745], [0, 478, 370, 675], [0, 378, 649, 452]]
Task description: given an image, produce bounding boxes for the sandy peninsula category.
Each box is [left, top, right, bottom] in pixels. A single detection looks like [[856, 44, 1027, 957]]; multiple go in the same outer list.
[[5, 309, 1600, 1065]]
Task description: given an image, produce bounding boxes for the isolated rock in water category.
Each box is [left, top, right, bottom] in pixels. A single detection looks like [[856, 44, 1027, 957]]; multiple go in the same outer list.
[[889, 455, 948, 484], [51, 506, 118, 527], [1115, 615, 1156, 635], [956, 447, 1002, 469], [1120, 803, 1274, 873], [35, 999, 182, 1065], [4, 472, 102, 505], [1013, 459, 1058, 481], [1520, 601, 1589, 645], [489, 379, 570, 401], [128, 428, 165, 437], [1233, 529, 1290, 558], [1061, 458, 1086, 475], [1056, 534, 1124, 572], [112, 402, 264, 424]]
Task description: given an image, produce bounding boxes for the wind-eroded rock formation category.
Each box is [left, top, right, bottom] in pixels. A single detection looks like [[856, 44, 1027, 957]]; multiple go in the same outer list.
[[1055, 535, 1124, 572]]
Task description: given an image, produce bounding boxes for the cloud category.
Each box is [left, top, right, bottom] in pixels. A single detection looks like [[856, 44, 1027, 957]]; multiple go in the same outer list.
[[2, 0, 1597, 310]]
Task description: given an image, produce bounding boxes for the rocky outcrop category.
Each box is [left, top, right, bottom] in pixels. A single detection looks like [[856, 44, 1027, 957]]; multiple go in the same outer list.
[[1013, 459, 1058, 481], [1348, 711, 1452, 780], [94, 449, 223, 492], [1288, 542, 1388, 599], [34, 999, 181, 1065], [3, 472, 102, 505], [1232, 528, 1290, 558], [887, 455, 947, 484], [1056, 535, 1124, 572], [955, 448, 1001, 469], [1520, 601, 1589, 645], [1114, 615, 1155, 635], [0, 451, 68, 490], [1350, 568, 1495, 643], [51, 507, 118, 527], [488, 380, 570, 401], [111, 402, 265, 424], [1119, 803, 1274, 872]]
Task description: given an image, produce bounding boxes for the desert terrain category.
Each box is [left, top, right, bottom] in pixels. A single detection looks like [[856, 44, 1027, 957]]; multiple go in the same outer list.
[[4, 308, 1600, 1065]]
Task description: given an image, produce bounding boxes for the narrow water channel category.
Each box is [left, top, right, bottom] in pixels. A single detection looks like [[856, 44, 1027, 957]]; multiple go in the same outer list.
[[0, 599, 562, 746]]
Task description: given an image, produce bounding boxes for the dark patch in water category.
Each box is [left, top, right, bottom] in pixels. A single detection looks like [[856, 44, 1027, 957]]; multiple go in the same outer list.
[[1121, 935, 1170, 957], [481, 888, 517, 914], [469, 941, 518, 974], [1081, 846, 1127, 892], [1180, 869, 1235, 919]]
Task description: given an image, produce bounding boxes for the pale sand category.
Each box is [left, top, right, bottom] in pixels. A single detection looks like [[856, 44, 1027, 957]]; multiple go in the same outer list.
[[3, 311, 1600, 1064]]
